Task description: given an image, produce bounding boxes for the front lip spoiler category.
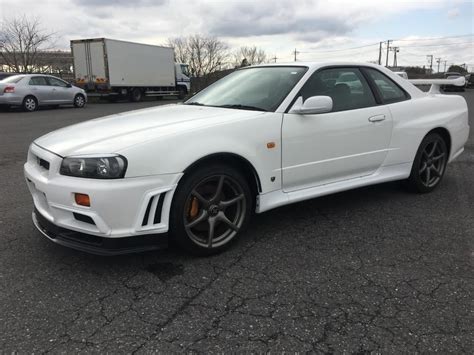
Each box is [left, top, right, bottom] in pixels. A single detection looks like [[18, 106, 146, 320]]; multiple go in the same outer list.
[[32, 209, 167, 256]]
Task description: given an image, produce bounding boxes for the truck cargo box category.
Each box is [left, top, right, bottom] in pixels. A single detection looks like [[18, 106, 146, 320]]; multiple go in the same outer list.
[[71, 38, 176, 88]]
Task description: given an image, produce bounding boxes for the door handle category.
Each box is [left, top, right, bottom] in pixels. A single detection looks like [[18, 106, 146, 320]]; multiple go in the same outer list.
[[368, 115, 386, 123]]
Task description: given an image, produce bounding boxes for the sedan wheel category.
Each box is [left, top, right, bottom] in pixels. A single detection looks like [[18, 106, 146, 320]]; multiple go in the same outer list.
[[170, 165, 252, 255], [74, 94, 86, 108], [406, 133, 448, 193], [23, 96, 37, 112]]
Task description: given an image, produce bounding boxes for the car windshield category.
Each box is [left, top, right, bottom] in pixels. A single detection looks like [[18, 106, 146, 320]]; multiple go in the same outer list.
[[186, 66, 308, 112], [1, 75, 25, 83]]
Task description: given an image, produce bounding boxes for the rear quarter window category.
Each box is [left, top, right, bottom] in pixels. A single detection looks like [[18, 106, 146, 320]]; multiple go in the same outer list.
[[364, 68, 409, 104]]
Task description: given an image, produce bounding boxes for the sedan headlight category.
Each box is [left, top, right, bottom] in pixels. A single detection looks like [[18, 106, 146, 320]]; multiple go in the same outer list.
[[60, 155, 127, 179]]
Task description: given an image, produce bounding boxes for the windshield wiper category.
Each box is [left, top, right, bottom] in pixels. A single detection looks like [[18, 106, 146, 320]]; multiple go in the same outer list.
[[216, 104, 267, 112], [185, 102, 205, 106]]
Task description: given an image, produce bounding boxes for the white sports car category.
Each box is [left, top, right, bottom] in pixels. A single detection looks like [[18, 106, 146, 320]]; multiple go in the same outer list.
[[24, 63, 469, 255]]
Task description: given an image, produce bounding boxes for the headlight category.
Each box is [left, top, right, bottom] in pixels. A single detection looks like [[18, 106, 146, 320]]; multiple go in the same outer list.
[[60, 155, 127, 179]]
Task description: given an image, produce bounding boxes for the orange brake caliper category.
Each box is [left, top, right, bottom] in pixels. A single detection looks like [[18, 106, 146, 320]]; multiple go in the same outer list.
[[188, 197, 199, 219]]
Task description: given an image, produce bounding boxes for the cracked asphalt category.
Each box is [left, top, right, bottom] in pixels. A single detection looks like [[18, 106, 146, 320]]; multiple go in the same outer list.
[[0, 92, 473, 353]]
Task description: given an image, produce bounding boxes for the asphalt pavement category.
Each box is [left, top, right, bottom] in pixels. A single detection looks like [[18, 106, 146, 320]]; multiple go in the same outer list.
[[0, 92, 473, 352]]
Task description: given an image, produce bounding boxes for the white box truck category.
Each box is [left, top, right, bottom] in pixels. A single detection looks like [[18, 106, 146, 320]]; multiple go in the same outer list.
[[71, 38, 190, 101]]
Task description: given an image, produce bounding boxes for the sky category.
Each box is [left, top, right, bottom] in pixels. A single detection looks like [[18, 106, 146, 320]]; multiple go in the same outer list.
[[1, 0, 473, 70]]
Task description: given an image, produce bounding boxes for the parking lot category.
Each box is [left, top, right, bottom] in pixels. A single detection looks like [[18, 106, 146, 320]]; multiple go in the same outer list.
[[0, 91, 473, 352]]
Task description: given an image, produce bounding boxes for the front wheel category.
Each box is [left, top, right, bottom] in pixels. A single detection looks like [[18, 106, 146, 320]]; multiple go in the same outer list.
[[169, 164, 252, 255], [405, 132, 448, 193]]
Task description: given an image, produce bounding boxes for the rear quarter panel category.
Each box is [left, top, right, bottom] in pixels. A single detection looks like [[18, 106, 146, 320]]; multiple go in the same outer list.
[[384, 94, 469, 165]]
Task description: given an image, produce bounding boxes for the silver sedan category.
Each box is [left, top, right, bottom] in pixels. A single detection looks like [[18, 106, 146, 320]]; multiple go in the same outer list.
[[0, 74, 87, 111]]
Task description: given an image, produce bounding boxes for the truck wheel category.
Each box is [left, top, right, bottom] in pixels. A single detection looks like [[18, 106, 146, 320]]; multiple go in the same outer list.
[[177, 86, 187, 100], [129, 88, 143, 102]]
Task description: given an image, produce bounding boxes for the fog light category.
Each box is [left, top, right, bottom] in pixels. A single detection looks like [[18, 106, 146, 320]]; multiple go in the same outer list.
[[75, 193, 90, 207]]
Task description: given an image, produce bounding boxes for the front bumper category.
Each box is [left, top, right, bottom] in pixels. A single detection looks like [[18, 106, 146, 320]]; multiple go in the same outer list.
[[33, 208, 167, 255], [24, 143, 182, 253]]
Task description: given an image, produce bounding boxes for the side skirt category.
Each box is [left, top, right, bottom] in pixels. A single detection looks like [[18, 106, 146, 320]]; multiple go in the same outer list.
[[256, 163, 412, 213]]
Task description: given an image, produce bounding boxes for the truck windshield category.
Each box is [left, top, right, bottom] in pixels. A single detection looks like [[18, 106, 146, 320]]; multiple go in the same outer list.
[[186, 66, 308, 112]]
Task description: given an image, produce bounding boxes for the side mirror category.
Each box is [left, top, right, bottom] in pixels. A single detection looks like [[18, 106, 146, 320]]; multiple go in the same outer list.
[[66, 83, 72, 88], [289, 96, 333, 115]]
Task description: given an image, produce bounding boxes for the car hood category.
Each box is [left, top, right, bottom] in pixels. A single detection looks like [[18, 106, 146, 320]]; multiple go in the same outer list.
[[34, 104, 263, 156]]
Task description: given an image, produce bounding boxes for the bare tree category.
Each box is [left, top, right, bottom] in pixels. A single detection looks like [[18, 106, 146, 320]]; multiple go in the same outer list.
[[0, 16, 55, 73], [233, 46, 267, 67], [167, 35, 229, 77]]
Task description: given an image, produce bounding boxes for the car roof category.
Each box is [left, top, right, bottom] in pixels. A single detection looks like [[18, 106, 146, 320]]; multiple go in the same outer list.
[[249, 61, 385, 70]]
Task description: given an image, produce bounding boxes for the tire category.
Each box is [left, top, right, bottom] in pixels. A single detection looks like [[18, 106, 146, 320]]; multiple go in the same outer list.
[[22, 96, 38, 112], [405, 132, 448, 193], [129, 88, 143, 102], [73, 94, 86, 108], [169, 164, 253, 255], [177, 86, 187, 100]]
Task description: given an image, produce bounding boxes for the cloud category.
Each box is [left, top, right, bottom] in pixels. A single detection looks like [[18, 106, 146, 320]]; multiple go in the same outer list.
[[71, 0, 166, 7], [447, 8, 460, 18]]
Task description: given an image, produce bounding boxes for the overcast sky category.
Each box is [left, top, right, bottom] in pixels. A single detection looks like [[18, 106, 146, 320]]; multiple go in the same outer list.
[[1, 0, 473, 70]]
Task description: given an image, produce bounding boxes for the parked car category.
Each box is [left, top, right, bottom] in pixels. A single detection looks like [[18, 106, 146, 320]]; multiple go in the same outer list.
[[0, 72, 19, 81], [465, 73, 474, 88], [394, 71, 408, 80], [441, 72, 465, 92], [24, 63, 469, 256], [0, 74, 87, 111]]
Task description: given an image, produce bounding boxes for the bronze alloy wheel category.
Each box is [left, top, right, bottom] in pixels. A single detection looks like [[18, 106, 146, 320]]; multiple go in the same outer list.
[[183, 174, 246, 249], [406, 132, 448, 193], [169, 164, 252, 255], [418, 139, 447, 188]]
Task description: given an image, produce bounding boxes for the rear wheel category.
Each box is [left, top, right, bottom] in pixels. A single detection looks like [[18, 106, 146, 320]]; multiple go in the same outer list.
[[73, 94, 86, 108], [22, 96, 38, 112], [169, 164, 252, 255], [406, 132, 448, 193]]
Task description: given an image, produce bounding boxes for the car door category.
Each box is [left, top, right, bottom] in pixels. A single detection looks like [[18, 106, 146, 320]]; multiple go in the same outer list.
[[28, 76, 54, 104], [282, 67, 393, 192], [47, 77, 73, 103]]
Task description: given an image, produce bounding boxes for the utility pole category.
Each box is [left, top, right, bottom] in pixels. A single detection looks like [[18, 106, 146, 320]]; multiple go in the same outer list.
[[443, 60, 447, 73], [385, 40, 392, 67], [436, 57, 441, 73], [293, 48, 299, 62], [426, 55, 433, 73], [272, 55, 278, 63], [378, 42, 383, 65], [390, 46, 399, 67]]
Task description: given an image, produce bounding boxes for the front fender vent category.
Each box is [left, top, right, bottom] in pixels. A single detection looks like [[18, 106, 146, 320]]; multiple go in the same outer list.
[[142, 193, 166, 227]]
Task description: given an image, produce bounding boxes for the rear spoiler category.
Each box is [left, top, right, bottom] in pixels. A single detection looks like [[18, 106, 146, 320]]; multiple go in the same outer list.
[[409, 77, 465, 94]]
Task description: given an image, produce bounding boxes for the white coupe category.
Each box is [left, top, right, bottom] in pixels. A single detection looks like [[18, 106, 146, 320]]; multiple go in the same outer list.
[[24, 63, 469, 255]]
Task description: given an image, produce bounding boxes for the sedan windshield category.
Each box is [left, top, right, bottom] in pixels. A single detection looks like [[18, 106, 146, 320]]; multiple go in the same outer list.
[[186, 66, 308, 112]]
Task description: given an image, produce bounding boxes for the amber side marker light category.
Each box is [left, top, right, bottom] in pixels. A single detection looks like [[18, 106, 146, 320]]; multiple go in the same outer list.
[[75, 193, 90, 207]]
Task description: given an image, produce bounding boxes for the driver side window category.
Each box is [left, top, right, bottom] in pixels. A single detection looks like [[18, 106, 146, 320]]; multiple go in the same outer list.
[[299, 67, 376, 112]]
